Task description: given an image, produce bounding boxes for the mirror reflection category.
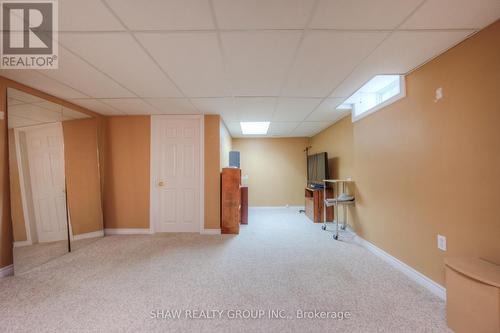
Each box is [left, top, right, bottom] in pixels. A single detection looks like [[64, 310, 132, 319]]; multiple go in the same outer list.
[[7, 88, 104, 274]]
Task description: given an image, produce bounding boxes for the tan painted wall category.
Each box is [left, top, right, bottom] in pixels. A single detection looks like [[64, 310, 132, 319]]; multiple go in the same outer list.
[[309, 115, 355, 224], [310, 20, 500, 286], [103, 116, 150, 229], [63, 118, 103, 235], [233, 137, 308, 207], [309, 116, 354, 180], [204, 115, 221, 229], [219, 120, 232, 170], [8, 130, 27, 242], [0, 82, 13, 268], [103, 114, 222, 231]]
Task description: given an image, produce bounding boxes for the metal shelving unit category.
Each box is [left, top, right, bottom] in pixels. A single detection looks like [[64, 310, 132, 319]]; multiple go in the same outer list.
[[322, 179, 355, 240]]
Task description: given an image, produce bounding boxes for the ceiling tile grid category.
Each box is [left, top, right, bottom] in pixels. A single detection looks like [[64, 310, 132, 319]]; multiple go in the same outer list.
[[59, 33, 183, 98], [0, 0, 497, 137], [281, 31, 388, 97], [105, 0, 215, 31], [310, 0, 423, 30], [213, 0, 316, 30], [136, 32, 228, 97], [221, 31, 302, 96], [68, 99, 126, 116]]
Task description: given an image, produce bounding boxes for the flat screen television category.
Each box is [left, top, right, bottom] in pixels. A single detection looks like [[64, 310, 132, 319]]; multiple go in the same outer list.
[[307, 152, 329, 186]]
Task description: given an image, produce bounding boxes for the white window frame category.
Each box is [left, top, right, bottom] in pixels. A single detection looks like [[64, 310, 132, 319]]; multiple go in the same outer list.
[[350, 75, 406, 123]]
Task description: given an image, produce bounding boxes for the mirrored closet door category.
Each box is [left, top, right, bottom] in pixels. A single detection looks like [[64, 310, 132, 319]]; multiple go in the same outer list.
[[7, 88, 104, 274]]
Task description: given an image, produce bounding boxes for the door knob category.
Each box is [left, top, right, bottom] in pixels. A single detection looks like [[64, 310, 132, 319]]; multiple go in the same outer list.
[[158, 181, 166, 187]]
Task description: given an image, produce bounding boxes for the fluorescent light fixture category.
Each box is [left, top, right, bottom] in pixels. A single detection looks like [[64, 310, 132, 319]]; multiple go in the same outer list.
[[337, 75, 405, 122], [240, 121, 270, 135]]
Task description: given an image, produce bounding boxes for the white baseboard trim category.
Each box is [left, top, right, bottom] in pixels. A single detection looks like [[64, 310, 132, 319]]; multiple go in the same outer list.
[[200, 228, 221, 235], [353, 234, 446, 300], [0, 264, 14, 278], [73, 230, 104, 241], [104, 228, 153, 236], [13, 240, 32, 248]]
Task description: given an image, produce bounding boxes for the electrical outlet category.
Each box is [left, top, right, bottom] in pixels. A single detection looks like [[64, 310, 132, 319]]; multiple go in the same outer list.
[[437, 234, 447, 251]]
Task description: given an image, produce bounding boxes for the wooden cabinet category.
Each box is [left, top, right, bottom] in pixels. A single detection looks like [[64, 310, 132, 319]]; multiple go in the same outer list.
[[221, 168, 241, 234], [305, 187, 333, 223]]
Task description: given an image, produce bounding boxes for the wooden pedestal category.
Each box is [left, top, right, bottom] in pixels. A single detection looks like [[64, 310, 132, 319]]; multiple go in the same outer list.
[[445, 258, 500, 333], [221, 168, 241, 234], [305, 187, 333, 223]]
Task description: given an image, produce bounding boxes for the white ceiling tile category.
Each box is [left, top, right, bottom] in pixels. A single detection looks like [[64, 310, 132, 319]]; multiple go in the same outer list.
[[213, 0, 315, 29], [306, 98, 349, 122], [232, 97, 276, 121], [225, 121, 243, 137], [401, 0, 500, 29], [283, 31, 387, 97], [330, 68, 375, 98], [268, 122, 300, 136], [311, 0, 422, 29], [1, 70, 88, 99], [8, 115, 42, 129], [33, 101, 64, 113], [7, 97, 24, 105], [62, 107, 91, 120], [8, 104, 62, 123], [59, 33, 181, 97], [192, 97, 276, 122], [291, 121, 330, 137], [106, 0, 214, 30], [273, 98, 321, 121], [100, 98, 159, 115], [331, 30, 474, 98], [222, 31, 301, 96], [59, 0, 125, 31], [69, 99, 126, 115], [42, 47, 134, 98], [136, 32, 227, 97], [7, 87, 48, 103], [192, 97, 239, 121], [145, 98, 200, 114]]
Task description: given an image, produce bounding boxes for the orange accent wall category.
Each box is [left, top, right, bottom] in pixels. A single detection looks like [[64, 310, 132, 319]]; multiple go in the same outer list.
[[62, 118, 104, 235], [204, 115, 221, 229], [0, 81, 13, 268], [103, 116, 151, 229]]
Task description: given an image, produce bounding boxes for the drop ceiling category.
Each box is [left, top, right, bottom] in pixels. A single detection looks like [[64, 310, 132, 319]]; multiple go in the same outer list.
[[1, 0, 499, 137], [7, 88, 90, 129]]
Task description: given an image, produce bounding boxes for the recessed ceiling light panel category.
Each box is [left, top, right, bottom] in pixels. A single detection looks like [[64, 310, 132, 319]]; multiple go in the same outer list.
[[240, 121, 270, 135]]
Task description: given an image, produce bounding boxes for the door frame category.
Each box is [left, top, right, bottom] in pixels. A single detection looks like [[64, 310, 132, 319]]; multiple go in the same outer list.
[[149, 115, 204, 234], [13, 127, 33, 247], [14, 122, 68, 245]]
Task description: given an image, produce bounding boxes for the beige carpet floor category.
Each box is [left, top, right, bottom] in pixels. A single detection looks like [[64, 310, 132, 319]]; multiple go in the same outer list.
[[13, 238, 100, 274], [0, 208, 450, 332]]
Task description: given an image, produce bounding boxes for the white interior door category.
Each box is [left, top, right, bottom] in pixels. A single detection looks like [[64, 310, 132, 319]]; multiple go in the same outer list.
[[152, 116, 201, 232], [24, 123, 68, 243]]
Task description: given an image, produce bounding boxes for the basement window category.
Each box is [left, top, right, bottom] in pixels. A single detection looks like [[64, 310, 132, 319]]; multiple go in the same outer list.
[[338, 75, 405, 122]]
